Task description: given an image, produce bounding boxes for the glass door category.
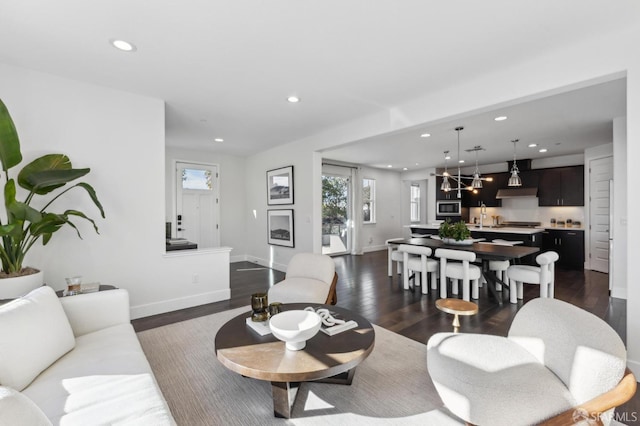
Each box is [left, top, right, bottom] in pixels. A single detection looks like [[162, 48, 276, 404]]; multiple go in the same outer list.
[[322, 172, 351, 255]]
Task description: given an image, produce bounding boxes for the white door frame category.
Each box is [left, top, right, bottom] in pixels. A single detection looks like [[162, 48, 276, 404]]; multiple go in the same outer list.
[[171, 159, 221, 247]]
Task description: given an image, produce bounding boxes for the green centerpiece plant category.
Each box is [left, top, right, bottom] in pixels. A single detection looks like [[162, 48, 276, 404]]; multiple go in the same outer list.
[[438, 219, 471, 241], [0, 99, 105, 279]]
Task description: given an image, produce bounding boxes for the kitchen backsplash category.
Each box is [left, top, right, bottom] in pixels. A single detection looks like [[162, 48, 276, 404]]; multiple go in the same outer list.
[[469, 197, 585, 228]]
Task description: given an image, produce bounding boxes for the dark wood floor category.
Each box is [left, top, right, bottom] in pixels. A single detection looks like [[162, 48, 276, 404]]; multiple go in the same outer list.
[[132, 249, 639, 423]]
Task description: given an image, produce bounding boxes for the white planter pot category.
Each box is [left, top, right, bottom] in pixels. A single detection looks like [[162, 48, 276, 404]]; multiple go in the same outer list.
[[0, 270, 44, 299]]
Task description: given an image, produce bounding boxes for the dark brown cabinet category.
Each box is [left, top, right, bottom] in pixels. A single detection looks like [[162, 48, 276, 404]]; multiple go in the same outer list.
[[435, 176, 463, 200], [541, 229, 584, 269], [463, 173, 506, 208], [537, 166, 584, 206]]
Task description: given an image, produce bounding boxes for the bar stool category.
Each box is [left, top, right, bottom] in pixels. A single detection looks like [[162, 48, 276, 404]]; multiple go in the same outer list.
[[435, 248, 481, 301], [398, 244, 438, 294], [386, 238, 405, 277], [488, 260, 510, 291], [506, 251, 559, 304]]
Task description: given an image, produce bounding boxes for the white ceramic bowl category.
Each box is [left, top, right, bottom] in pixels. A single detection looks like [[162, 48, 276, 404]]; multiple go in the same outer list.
[[269, 310, 322, 351]]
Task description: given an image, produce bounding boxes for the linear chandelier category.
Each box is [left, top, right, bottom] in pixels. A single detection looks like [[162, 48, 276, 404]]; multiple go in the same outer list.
[[432, 127, 493, 199]]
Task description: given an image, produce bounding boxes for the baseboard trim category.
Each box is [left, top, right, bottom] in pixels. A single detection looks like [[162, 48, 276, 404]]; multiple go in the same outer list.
[[363, 245, 387, 253], [130, 289, 231, 320], [627, 359, 640, 380], [611, 287, 627, 299]]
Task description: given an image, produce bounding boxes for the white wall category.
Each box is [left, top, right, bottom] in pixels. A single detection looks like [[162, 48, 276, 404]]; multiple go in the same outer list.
[[358, 166, 403, 251], [244, 26, 640, 373], [613, 117, 628, 299], [165, 146, 247, 260], [0, 63, 231, 319]]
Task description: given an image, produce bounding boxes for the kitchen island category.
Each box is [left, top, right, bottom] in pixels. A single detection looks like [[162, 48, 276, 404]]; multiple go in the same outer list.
[[409, 224, 544, 248]]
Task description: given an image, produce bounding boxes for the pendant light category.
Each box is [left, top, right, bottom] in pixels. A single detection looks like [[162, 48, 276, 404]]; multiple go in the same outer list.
[[508, 139, 522, 187], [471, 145, 483, 189], [440, 150, 451, 192]]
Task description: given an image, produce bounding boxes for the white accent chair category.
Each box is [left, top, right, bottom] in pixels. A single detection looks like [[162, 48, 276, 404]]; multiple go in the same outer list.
[[427, 298, 635, 426], [268, 253, 338, 305], [506, 251, 559, 304], [397, 245, 438, 294], [386, 238, 405, 277], [435, 248, 481, 301]]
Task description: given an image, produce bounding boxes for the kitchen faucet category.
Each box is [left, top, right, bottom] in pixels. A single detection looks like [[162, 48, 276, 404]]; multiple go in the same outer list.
[[479, 202, 487, 229]]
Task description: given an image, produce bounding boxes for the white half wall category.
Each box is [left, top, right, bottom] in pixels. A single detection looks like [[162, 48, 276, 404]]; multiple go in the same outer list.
[[0, 63, 231, 319]]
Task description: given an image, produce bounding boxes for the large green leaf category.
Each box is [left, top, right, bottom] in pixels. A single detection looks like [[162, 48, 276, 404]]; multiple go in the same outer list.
[[18, 154, 89, 194], [0, 99, 22, 172], [76, 183, 105, 218]]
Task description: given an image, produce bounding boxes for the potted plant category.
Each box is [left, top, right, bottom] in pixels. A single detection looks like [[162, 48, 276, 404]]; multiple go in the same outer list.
[[438, 219, 472, 244], [0, 99, 104, 298]]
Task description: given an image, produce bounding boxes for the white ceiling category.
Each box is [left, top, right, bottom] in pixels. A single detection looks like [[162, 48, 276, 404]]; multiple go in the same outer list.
[[0, 1, 636, 164]]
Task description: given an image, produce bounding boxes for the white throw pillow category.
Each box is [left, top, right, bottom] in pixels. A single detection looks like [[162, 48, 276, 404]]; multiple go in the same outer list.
[[0, 386, 52, 426], [0, 286, 75, 391]]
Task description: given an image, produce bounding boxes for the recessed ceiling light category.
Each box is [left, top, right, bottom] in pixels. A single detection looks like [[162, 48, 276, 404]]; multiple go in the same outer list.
[[214, 138, 224, 143], [387, 165, 392, 168], [494, 116, 507, 121], [415, 163, 419, 166], [528, 143, 538, 148], [403, 167, 408, 171], [539, 148, 548, 153], [287, 96, 300, 103], [458, 160, 465, 164], [445, 155, 451, 160], [420, 133, 431, 138], [110, 39, 136, 52]]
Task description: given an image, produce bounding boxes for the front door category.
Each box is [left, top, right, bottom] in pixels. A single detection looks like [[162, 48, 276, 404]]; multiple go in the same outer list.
[[589, 156, 613, 273], [175, 162, 219, 248]]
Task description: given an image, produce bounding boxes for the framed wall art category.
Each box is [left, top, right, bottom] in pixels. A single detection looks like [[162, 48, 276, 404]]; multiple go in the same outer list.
[[267, 166, 294, 205], [267, 209, 294, 247]]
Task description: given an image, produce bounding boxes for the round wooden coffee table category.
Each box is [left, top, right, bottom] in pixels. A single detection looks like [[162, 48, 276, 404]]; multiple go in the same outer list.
[[215, 303, 375, 419], [436, 298, 478, 332]]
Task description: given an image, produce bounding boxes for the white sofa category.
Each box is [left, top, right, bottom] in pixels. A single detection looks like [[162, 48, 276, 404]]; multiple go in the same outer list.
[[0, 286, 175, 426]]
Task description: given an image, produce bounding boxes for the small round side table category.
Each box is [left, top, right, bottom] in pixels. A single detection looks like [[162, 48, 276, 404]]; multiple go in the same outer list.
[[436, 298, 478, 333]]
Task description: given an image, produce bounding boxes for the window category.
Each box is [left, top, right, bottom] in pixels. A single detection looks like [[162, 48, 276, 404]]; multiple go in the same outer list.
[[410, 183, 421, 222], [363, 178, 376, 223], [182, 168, 213, 190]]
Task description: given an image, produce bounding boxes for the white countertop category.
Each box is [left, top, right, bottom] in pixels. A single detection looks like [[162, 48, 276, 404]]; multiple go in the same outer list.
[[409, 224, 584, 234], [408, 224, 545, 235]]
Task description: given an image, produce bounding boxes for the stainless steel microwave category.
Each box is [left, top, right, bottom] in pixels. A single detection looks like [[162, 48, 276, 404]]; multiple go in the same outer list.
[[436, 200, 462, 216]]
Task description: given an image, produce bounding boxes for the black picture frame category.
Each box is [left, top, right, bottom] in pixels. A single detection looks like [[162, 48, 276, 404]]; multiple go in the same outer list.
[[267, 166, 294, 205], [267, 209, 294, 247]]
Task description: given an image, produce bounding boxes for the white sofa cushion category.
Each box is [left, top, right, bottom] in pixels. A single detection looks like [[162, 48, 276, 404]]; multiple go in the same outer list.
[[23, 323, 175, 425], [0, 386, 52, 426], [427, 332, 576, 426], [0, 286, 75, 391]]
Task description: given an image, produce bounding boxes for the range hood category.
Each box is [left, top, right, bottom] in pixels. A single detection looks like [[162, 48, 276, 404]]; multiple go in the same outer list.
[[495, 187, 538, 199]]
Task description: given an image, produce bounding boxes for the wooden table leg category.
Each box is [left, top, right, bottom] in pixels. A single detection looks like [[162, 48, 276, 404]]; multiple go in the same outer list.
[[316, 367, 356, 385], [271, 381, 300, 419]]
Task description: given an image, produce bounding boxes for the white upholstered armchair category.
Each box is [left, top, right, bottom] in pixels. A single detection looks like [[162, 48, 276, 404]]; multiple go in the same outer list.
[[267, 253, 338, 305], [427, 298, 636, 426]]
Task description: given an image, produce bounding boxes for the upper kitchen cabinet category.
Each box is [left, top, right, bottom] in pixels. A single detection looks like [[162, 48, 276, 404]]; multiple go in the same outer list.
[[435, 175, 464, 200], [463, 172, 506, 207], [537, 165, 584, 206]]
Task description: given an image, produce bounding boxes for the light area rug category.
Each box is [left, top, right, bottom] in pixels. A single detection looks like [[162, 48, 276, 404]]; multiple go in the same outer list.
[[137, 306, 463, 426]]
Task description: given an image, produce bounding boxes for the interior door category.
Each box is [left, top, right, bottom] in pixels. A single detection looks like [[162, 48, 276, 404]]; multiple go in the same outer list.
[[175, 162, 219, 248], [589, 156, 613, 273]]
